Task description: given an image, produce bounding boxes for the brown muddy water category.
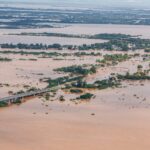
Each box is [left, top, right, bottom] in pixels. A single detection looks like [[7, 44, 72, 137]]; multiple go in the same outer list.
[[0, 25, 150, 150]]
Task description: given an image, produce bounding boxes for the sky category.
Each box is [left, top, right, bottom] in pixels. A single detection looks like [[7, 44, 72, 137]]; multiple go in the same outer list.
[[0, 0, 150, 8]]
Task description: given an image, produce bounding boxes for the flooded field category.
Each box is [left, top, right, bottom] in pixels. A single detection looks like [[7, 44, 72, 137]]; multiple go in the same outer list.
[[48, 24, 150, 38], [1, 24, 150, 45], [0, 34, 106, 45], [0, 50, 97, 97], [0, 24, 150, 150], [1, 24, 150, 39]]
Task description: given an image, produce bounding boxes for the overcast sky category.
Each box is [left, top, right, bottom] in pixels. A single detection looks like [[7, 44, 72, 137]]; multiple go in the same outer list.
[[0, 0, 150, 8]]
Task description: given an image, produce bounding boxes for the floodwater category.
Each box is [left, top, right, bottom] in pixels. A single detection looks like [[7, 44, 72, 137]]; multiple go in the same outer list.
[[0, 81, 150, 150], [0, 24, 150, 150], [0, 35, 106, 45], [1, 24, 150, 38], [49, 24, 150, 38], [1, 24, 150, 45]]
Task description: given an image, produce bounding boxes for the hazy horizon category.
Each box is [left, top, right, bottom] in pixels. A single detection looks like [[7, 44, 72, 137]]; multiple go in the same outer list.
[[0, 0, 150, 9]]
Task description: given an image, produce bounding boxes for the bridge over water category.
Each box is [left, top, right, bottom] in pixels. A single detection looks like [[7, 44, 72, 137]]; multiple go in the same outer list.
[[0, 88, 52, 105]]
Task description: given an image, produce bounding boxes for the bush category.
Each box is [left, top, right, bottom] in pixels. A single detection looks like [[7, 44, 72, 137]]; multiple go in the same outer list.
[[0, 101, 8, 107], [70, 89, 83, 93], [77, 93, 94, 100]]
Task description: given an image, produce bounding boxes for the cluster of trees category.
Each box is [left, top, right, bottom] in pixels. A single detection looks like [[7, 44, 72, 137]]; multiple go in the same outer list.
[[1, 34, 150, 51], [74, 52, 102, 57], [0, 50, 62, 57], [118, 65, 150, 80], [103, 54, 130, 62], [45, 76, 84, 88], [54, 65, 97, 75], [70, 89, 83, 94], [79, 38, 150, 51], [1, 43, 62, 50], [12, 32, 86, 38], [118, 71, 150, 80], [71, 77, 120, 90], [0, 57, 12, 62], [76, 93, 94, 100], [0, 101, 8, 107], [10, 33, 133, 40], [90, 34, 132, 40], [96, 54, 130, 66]]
